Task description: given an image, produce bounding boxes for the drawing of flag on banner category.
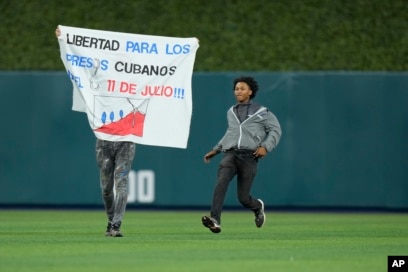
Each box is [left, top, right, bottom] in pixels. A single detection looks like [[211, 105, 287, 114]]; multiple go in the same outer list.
[[93, 97, 149, 137]]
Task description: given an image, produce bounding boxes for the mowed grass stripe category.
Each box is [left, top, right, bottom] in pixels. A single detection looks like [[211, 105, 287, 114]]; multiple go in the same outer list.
[[0, 210, 407, 272]]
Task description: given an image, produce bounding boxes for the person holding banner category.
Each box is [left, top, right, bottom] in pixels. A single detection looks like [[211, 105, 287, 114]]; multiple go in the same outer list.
[[55, 27, 135, 237], [202, 76, 282, 233], [95, 139, 135, 237]]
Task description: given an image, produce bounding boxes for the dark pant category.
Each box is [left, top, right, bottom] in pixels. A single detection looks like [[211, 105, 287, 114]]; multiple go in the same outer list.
[[210, 150, 261, 224], [96, 139, 136, 225]]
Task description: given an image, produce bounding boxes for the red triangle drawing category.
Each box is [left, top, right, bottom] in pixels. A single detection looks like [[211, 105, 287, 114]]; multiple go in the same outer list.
[[95, 111, 146, 137]]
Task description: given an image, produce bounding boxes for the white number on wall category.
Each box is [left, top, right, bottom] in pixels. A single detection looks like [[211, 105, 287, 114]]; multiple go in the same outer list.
[[127, 170, 155, 203]]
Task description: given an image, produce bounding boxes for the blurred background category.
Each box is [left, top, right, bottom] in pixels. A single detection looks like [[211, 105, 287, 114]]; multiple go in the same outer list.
[[0, 0, 407, 210]]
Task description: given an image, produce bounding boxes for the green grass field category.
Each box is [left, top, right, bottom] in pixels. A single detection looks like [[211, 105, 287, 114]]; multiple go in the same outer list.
[[0, 210, 407, 272]]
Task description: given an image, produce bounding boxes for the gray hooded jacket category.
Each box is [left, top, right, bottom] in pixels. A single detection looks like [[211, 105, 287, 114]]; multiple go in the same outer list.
[[214, 103, 282, 152]]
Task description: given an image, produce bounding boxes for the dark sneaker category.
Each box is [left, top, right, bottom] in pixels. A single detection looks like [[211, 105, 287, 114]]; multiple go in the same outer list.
[[254, 199, 266, 228], [105, 221, 113, 236], [202, 215, 221, 233], [111, 222, 123, 237]]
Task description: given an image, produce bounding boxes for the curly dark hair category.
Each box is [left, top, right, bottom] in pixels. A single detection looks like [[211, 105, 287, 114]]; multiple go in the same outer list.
[[233, 76, 259, 99]]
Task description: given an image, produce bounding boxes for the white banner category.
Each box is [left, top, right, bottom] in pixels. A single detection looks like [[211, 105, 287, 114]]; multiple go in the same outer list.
[[57, 25, 199, 149]]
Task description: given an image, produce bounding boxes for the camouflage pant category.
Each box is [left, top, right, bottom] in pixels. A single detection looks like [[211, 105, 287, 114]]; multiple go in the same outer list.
[[96, 139, 136, 225]]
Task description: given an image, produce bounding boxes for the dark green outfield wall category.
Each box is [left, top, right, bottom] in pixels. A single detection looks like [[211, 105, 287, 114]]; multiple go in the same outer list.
[[1, 72, 407, 209]]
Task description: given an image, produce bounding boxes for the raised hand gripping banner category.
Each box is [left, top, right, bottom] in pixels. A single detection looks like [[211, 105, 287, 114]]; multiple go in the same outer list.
[[57, 25, 199, 149]]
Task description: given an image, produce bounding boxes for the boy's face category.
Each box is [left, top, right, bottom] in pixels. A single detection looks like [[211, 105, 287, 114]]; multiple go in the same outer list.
[[234, 82, 252, 103]]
